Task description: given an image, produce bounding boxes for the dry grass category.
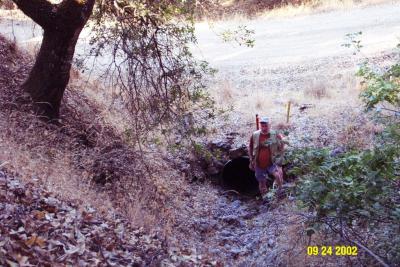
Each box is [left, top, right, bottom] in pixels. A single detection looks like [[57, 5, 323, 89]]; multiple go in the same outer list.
[[208, 61, 383, 151], [337, 119, 384, 150], [261, 0, 392, 18], [212, 70, 361, 121], [0, 7, 393, 261], [261, 0, 392, 19], [303, 78, 330, 99], [0, 9, 28, 20], [197, 0, 393, 21], [0, 138, 116, 215], [0, 0, 14, 10]]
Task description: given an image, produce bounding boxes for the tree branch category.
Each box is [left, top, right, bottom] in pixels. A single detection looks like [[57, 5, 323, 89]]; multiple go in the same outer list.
[[57, 0, 96, 28], [351, 240, 390, 267], [12, 0, 56, 28]]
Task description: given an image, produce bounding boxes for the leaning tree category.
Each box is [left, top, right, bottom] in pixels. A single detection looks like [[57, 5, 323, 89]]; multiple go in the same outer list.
[[12, 0, 213, 134]]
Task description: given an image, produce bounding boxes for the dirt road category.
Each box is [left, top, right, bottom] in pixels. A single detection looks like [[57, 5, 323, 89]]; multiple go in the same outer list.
[[194, 2, 400, 67], [1, 2, 399, 68]]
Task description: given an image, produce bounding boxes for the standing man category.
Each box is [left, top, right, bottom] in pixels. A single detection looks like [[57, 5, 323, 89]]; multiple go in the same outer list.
[[248, 117, 285, 196]]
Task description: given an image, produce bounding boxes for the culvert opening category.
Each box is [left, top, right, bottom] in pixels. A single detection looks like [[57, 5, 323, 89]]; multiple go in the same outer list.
[[222, 156, 259, 195]]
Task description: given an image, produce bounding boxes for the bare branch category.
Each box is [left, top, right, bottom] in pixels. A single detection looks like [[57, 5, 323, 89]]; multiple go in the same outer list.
[[350, 240, 390, 267]]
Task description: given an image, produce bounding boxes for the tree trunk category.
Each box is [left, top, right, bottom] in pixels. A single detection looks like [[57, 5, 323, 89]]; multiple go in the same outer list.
[[12, 0, 95, 120], [24, 28, 82, 120]]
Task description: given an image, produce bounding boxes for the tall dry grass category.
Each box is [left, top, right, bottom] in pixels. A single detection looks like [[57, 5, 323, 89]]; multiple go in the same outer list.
[[212, 70, 362, 121]]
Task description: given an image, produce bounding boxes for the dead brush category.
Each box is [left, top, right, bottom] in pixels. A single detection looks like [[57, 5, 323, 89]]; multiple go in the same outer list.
[[0, 0, 15, 10], [278, 210, 354, 267], [337, 118, 382, 150], [275, 122, 293, 131], [260, 0, 391, 19], [220, 80, 234, 101]]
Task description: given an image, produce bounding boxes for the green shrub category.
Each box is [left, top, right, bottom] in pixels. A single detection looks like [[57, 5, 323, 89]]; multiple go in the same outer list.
[[357, 63, 400, 111], [289, 123, 400, 265]]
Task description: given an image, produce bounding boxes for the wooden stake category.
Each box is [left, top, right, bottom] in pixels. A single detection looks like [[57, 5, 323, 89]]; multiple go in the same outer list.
[[286, 101, 291, 123]]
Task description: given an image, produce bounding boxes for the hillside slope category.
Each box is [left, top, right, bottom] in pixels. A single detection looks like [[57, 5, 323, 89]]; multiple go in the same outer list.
[[0, 35, 178, 265]]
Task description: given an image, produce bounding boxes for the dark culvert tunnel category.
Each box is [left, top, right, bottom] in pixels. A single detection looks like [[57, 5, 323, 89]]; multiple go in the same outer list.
[[222, 156, 259, 195]]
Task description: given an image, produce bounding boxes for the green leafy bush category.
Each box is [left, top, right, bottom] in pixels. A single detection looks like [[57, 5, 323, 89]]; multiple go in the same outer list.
[[357, 63, 400, 111], [289, 124, 400, 265], [355, 41, 400, 113]]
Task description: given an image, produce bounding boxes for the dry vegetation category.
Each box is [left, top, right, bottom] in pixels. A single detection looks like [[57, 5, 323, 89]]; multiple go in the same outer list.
[[0, 35, 190, 236], [0, 35, 172, 265], [261, 0, 393, 18], [0, 173, 167, 265]]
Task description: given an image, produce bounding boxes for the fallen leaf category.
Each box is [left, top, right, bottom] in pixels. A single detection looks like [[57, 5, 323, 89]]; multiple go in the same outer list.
[[0, 238, 8, 247], [35, 236, 46, 248], [6, 260, 18, 267], [65, 245, 80, 255], [25, 234, 46, 248], [16, 255, 29, 266], [34, 210, 46, 220], [25, 235, 37, 247]]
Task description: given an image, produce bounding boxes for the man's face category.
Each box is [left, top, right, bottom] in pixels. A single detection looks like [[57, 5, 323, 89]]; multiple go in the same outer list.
[[260, 122, 269, 134]]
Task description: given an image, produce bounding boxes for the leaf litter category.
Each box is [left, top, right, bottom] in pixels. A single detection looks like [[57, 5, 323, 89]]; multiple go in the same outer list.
[[0, 170, 167, 266]]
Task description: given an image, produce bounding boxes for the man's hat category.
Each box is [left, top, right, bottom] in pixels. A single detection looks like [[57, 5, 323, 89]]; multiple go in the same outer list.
[[259, 117, 269, 124]]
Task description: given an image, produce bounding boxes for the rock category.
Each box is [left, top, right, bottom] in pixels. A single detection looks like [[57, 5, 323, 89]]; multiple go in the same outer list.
[[230, 200, 242, 210], [193, 219, 217, 233], [268, 238, 275, 248], [206, 165, 220, 176], [228, 144, 248, 159], [230, 248, 243, 257], [330, 147, 345, 157], [208, 248, 221, 255], [220, 215, 244, 227], [220, 229, 232, 237], [241, 209, 258, 220], [208, 140, 232, 151]]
